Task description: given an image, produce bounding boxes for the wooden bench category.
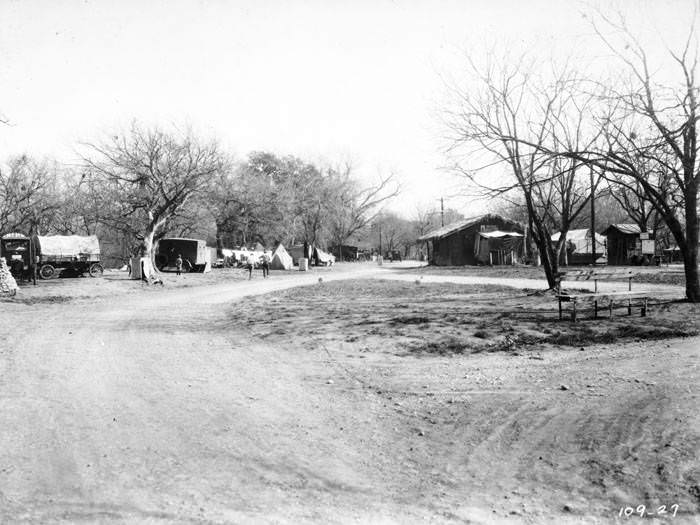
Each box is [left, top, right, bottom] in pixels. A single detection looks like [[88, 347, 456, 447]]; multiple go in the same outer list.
[[555, 269, 649, 322]]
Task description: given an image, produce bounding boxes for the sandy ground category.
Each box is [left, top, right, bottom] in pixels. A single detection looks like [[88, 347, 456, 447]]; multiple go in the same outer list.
[[0, 262, 698, 524]]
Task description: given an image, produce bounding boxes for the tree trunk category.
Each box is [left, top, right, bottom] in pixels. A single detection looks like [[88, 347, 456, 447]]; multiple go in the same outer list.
[[683, 184, 700, 302], [524, 195, 558, 288], [216, 223, 224, 259], [532, 226, 559, 289]]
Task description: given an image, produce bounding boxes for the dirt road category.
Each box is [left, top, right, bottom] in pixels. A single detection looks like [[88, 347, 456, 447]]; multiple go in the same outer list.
[[0, 264, 697, 523]]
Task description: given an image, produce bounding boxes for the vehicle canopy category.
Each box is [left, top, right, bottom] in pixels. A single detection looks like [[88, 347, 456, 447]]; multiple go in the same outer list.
[[37, 235, 101, 260]]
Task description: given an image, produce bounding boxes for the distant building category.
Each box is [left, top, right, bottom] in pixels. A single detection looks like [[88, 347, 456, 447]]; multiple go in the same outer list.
[[418, 213, 525, 266], [332, 244, 359, 262], [601, 224, 655, 265], [551, 228, 607, 265]]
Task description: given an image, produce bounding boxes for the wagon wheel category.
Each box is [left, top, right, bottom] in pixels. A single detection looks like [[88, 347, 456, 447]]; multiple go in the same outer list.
[[39, 264, 56, 280], [89, 263, 104, 277]]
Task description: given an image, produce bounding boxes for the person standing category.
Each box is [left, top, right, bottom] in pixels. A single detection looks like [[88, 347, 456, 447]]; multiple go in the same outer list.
[[246, 252, 256, 280], [175, 254, 183, 276], [261, 251, 270, 278]]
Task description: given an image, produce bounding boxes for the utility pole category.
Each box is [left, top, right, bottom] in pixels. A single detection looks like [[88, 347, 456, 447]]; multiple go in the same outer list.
[[440, 197, 444, 227], [590, 166, 596, 265]]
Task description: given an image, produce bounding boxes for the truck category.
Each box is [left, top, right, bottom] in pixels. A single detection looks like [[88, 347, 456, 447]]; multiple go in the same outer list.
[[155, 238, 211, 273], [0, 232, 39, 282], [2, 233, 103, 280], [35, 235, 103, 279]]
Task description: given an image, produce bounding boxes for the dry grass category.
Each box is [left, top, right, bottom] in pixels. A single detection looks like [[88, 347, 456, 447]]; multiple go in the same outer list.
[[399, 264, 688, 286], [231, 279, 700, 355]]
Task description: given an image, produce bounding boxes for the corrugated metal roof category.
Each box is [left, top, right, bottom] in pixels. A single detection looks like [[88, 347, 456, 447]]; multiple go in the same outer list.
[[603, 223, 642, 235], [417, 213, 523, 241]]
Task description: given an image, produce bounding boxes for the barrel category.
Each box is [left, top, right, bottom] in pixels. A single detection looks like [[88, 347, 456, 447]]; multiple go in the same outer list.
[[299, 257, 308, 271]]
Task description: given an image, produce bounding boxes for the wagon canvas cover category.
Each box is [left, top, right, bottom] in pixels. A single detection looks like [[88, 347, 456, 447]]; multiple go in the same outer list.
[[38, 235, 101, 258]]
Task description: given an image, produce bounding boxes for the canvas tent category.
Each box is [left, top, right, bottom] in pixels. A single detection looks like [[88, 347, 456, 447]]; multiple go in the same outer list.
[[551, 229, 607, 265], [313, 247, 335, 266], [270, 244, 293, 270]]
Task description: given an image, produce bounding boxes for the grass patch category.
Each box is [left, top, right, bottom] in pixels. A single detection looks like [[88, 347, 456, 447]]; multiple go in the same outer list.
[[228, 278, 700, 356], [407, 337, 472, 356], [1, 295, 73, 305]]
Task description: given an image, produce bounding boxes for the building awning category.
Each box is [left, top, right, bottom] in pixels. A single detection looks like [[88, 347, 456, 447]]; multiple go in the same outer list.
[[478, 230, 523, 239]]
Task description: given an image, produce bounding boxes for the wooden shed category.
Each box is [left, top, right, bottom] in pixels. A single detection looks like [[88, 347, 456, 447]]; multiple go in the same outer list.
[[601, 223, 655, 265], [418, 214, 525, 266]]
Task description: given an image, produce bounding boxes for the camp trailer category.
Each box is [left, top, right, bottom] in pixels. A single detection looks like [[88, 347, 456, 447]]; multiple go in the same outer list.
[[155, 238, 212, 272]]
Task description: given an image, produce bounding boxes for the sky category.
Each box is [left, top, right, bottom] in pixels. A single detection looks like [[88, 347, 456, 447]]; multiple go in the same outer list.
[[0, 0, 692, 218]]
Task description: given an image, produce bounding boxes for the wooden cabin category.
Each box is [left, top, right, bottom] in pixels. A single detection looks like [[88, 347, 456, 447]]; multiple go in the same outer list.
[[418, 214, 525, 266]]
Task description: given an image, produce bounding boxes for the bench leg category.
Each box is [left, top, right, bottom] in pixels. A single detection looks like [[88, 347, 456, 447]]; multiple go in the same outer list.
[[641, 298, 648, 317], [571, 300, 577, 323]]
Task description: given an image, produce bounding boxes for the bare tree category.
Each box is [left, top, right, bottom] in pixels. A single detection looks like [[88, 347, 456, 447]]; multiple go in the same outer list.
[[444, 55, 601, 288], [327, 168, 399, 258], [557, 9, 700, 300], [81, 124, 228, 261], [604, 174, 665, 236], [0, 155, 62, 234]]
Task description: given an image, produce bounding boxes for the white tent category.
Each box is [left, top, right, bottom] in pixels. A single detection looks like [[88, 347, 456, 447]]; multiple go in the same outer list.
[[314, 247, 336, 266], [270, 244, 293, 270], [551, 229, 606, 254]]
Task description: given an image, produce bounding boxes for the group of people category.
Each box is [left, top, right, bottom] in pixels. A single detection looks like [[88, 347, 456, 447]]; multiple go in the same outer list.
[[245, 251, 270, 279], [172, 251, 270, 279]]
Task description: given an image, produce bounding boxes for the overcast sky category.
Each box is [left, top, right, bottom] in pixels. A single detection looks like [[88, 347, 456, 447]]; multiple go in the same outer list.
[[0, 0, 691, 217]]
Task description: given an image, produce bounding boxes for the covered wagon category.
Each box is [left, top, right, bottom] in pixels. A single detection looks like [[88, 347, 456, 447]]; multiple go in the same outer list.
[[36, 235, 103, 279]]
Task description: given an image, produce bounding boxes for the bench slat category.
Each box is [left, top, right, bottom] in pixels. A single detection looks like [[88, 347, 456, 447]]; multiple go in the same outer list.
[[557, 269, 638, 281], [557, 291, 649, 303]]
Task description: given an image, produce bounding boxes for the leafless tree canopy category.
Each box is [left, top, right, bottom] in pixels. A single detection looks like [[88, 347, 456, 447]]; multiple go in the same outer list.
[[443, 6, 700, 300], [80, 124, 228, 256]]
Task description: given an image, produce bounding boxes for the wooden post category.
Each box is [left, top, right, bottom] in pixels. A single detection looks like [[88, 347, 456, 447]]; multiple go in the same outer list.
[[609, 300, 614, 319], [590, 165, 596, 265], [572, 300, 577, 323], [628, 277, 632, 315]]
